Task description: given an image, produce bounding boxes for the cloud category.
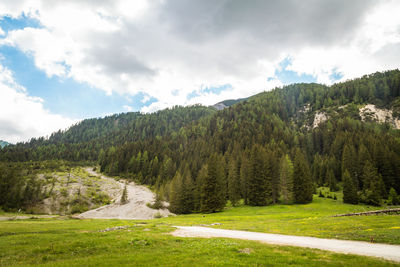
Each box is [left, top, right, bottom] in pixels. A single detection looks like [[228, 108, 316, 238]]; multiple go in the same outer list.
[[287, 0, 400, 84], [0, 0, 399, 114], [123, 105, 132, 112], [0, 64, 75, 143]]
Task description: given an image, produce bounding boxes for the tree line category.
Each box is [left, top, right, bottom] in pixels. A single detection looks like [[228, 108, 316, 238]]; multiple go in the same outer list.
[[1, 70, 400, 212]]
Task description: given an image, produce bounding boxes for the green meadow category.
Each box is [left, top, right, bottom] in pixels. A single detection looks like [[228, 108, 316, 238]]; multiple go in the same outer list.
[[1, 194, 399, 266], [159, 194, 400, 245]]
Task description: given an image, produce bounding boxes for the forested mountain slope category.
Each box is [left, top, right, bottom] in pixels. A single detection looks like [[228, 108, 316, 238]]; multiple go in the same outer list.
[[1, 70, 400, 213]]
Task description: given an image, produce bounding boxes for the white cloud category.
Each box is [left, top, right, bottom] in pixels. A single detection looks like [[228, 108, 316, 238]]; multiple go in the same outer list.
[[0, 0, 399, 115], [287, 0, 400, 84], [0, 26, 4, 36], [0, 64, 76, 143], [123, 105, 132, 112]]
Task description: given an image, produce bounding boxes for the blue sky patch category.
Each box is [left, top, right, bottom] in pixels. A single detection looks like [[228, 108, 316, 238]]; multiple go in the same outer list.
[[273, 57, 316, 85], [0, 45, 154, 118], [187, 84, 232, 100], [329, 68, 344, 82], [0, 14, 42, 33]]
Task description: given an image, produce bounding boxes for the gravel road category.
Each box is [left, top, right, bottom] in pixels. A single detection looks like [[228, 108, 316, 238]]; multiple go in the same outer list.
[[172, 226, 400, 262]]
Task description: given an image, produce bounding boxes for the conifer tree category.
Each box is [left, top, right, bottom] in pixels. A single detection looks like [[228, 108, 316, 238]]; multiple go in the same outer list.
[[181, 172, 195, 213], [342, 144, 357, 179], [168, 172, 183, 214], [342, 170, 358, 204], [200, 154, 225, 213], [326, 169, 338, 192], [240, 154, 251, 205], [248, 145, 272, 206], [293, 150, 313, 204], [361, 160, 383, 206], [227, 158, 241, 206], [388, 188, 399, 205], [357, 144, 371, 188], [270, 151, 280, 204], [120, 182, 128, 204], [279, 154, 294, 204]]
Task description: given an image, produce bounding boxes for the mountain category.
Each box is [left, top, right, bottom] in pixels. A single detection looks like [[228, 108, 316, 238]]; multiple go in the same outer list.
[[212, 97, 248, 110], [0, 140, 10, 148], [1, 69, 400, 213]]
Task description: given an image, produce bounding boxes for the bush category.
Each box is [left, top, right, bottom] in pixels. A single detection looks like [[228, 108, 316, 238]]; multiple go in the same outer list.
[[388, 188, 399, 205], [147, 194, 165, 209], [359, 190, 381, 206], [70, 204, 88, 214], [153, 212, 163, 219]]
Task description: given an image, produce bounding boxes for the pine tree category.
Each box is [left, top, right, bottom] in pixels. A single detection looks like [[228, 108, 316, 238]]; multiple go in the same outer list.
[[200, 154, 226, 213], [248, 145, 272, 206], [168, 172, 183, 214], [326, 169, 338, 192], [388, 188, 399, 205], [279, 154, 294, 204], [293, 150, 313, 204], [240, 154, 250, 205], [270, 151, 280, 204], [120, 182, 128, 204], [227, 158, 241, 206], [342, 170, 358, 204], [181, 172, 195, 213], [361, 160, 383, 206], [342, 144, 357, 179], [357, 144, 371, 188]]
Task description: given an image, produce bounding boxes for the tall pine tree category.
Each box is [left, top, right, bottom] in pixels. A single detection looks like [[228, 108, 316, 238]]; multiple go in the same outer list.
[[342, 170, 358, 204], [227, 158, 241, 206], [293, 150, 313, 204], [279, 154, 294, 204], [248, 145, 272, 206], [200, 154, 226, 213]]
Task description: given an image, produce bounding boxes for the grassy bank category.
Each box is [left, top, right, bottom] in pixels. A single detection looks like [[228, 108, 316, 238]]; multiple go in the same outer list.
[[1, 193, 399, 266], [0, 218, 397, 266], [157, 195, 400, 245]]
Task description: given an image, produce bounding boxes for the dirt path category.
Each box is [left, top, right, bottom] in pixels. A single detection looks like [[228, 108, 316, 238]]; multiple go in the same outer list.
[[78, 168, 173, 220], [0, 215, 57, 221], [172, 226, 400, 262]]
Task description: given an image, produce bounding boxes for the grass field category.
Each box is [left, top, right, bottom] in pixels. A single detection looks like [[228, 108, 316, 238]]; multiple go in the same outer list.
[[1, 194, 399, 266], [0, 218, 398, 266], [158, 194, 400, 245]]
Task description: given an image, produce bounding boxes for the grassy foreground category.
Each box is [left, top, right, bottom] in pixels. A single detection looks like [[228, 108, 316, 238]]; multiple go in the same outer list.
[[1, 195, 399, 266], [159, 194, 400, 245], [0, 218, 397, 266]]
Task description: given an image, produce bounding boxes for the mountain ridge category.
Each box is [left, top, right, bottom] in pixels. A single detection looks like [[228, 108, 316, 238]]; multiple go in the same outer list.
[[1, 69, 399, 213]]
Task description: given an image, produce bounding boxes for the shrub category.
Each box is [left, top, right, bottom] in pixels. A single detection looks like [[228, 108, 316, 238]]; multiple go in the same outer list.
[[147, 194, 165, 209], [153, 212, 163, 219], [388, 188, 399, 205]]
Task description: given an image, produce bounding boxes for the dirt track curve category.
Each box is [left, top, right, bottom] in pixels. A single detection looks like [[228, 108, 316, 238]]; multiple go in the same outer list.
[[172, 226, 400, 262]]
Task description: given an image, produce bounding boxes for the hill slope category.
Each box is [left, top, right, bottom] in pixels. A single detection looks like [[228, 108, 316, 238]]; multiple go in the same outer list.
[[1, 69, 400, 214]]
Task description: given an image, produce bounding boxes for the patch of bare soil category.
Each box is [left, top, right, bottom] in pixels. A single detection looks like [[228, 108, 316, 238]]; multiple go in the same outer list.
[[78, 168, 173, 220]]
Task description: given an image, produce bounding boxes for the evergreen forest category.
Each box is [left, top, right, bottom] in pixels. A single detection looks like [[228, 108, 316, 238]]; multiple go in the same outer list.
[[1, 70, 400, 213]]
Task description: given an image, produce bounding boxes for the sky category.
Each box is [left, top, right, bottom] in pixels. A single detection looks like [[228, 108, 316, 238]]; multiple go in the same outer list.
[[0, 0, 400, 143]]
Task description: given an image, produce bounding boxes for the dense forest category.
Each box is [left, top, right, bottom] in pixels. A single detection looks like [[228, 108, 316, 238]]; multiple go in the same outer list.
[[1, 70, 400, 213]]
